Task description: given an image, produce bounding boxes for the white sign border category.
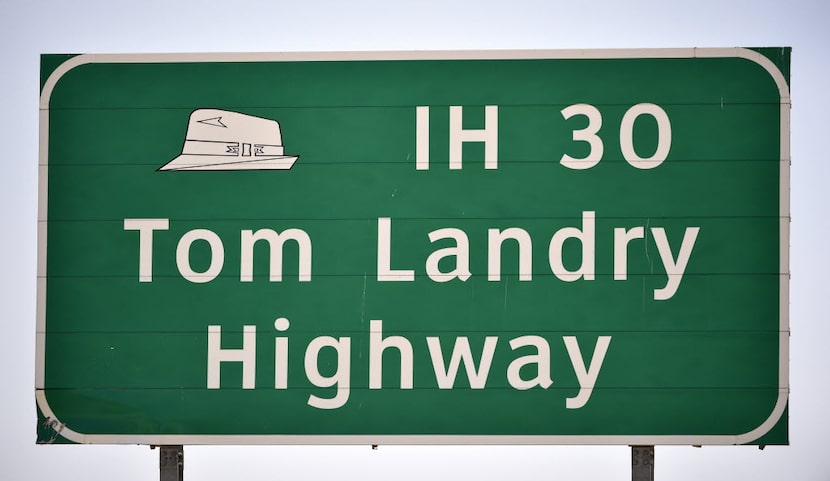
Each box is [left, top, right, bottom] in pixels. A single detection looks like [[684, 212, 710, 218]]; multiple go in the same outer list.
[[36, 47, 790, 446]]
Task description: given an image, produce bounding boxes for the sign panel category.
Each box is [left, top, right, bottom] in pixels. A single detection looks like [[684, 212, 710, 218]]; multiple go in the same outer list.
[[37, 48, 790, 445]]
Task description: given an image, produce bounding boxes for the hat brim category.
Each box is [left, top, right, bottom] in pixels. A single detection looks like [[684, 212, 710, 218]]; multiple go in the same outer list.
[[158, 155, 299, 171]]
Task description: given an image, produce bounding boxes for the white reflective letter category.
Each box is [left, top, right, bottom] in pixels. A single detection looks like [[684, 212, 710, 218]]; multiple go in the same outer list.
[[426, 228, 471, 282], [240, 228, 312, 282], [507, 336, 553, 390], [305, 336, 351, 409], [563, 336, 611, 409], [123, 218, 169, 282], [449, 105, 499, 170], [207, 325, 257, 389], [377, 217, 415, 281], [427, 337, 498, 389], [488, 228, 533, 281], [416, 106, 430, 170], [613, 226, 645, 280], [549, 211, 596, 282], [369, 320, 414, 389], [274, 317, 290, 389], [651, 227, 699, 300], [176, 229, 224, 283]]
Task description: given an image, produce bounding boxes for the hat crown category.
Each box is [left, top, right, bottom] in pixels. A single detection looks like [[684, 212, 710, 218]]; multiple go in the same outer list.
[[186, 109, 283, 145]]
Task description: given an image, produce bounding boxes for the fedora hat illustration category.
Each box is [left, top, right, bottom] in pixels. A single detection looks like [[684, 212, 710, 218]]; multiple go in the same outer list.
[[159, 109, 299, 171]]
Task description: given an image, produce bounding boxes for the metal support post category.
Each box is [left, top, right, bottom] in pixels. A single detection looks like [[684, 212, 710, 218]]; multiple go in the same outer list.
[[159, 445, 184, 481], [631, 445, 654, 481]]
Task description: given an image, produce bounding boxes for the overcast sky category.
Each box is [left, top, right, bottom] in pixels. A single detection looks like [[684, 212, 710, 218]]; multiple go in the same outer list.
[[2, 0, 829, 479]]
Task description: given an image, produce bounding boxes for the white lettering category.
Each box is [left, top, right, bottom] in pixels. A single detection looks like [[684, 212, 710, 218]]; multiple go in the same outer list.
[[204, 320, 617, 410], [426, 228, 472, 282], [560, 103, 603, 170], [176, 229, 224, 283], [548, 211, 596, 282], [507, 336, 553, 390], [426, 336, 498, 389], [449, 105, 499, 170], [416, 106, 430, 170], [240, 228, 312, 282], [207, 325, 257, 389], [488, 228, 533, 281], [620, 103, 672, 169], [563, 335, 611, 409], [651, 227, 700, 300], [369, 320, 414, 389], [305, 336, 351, 409], [613, 226, 645, 280], [123, 218, 169, 282], [377, 217, 415, 281], [274, 317, 290, 389]]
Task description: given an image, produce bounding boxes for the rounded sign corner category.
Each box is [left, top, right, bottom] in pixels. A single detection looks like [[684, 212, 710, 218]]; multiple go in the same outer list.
[[35, 390, 86, 444], [40, 54, 98, 110], [732, 47, 791, 102], [734, 389, 789, 445]]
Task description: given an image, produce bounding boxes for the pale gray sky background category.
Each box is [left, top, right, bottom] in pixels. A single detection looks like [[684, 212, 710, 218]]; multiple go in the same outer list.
[[2, 0, 828, 479]]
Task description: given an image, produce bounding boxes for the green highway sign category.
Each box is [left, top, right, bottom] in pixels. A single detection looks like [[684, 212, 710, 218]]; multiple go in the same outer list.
[[36, 48, 790, 445]]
